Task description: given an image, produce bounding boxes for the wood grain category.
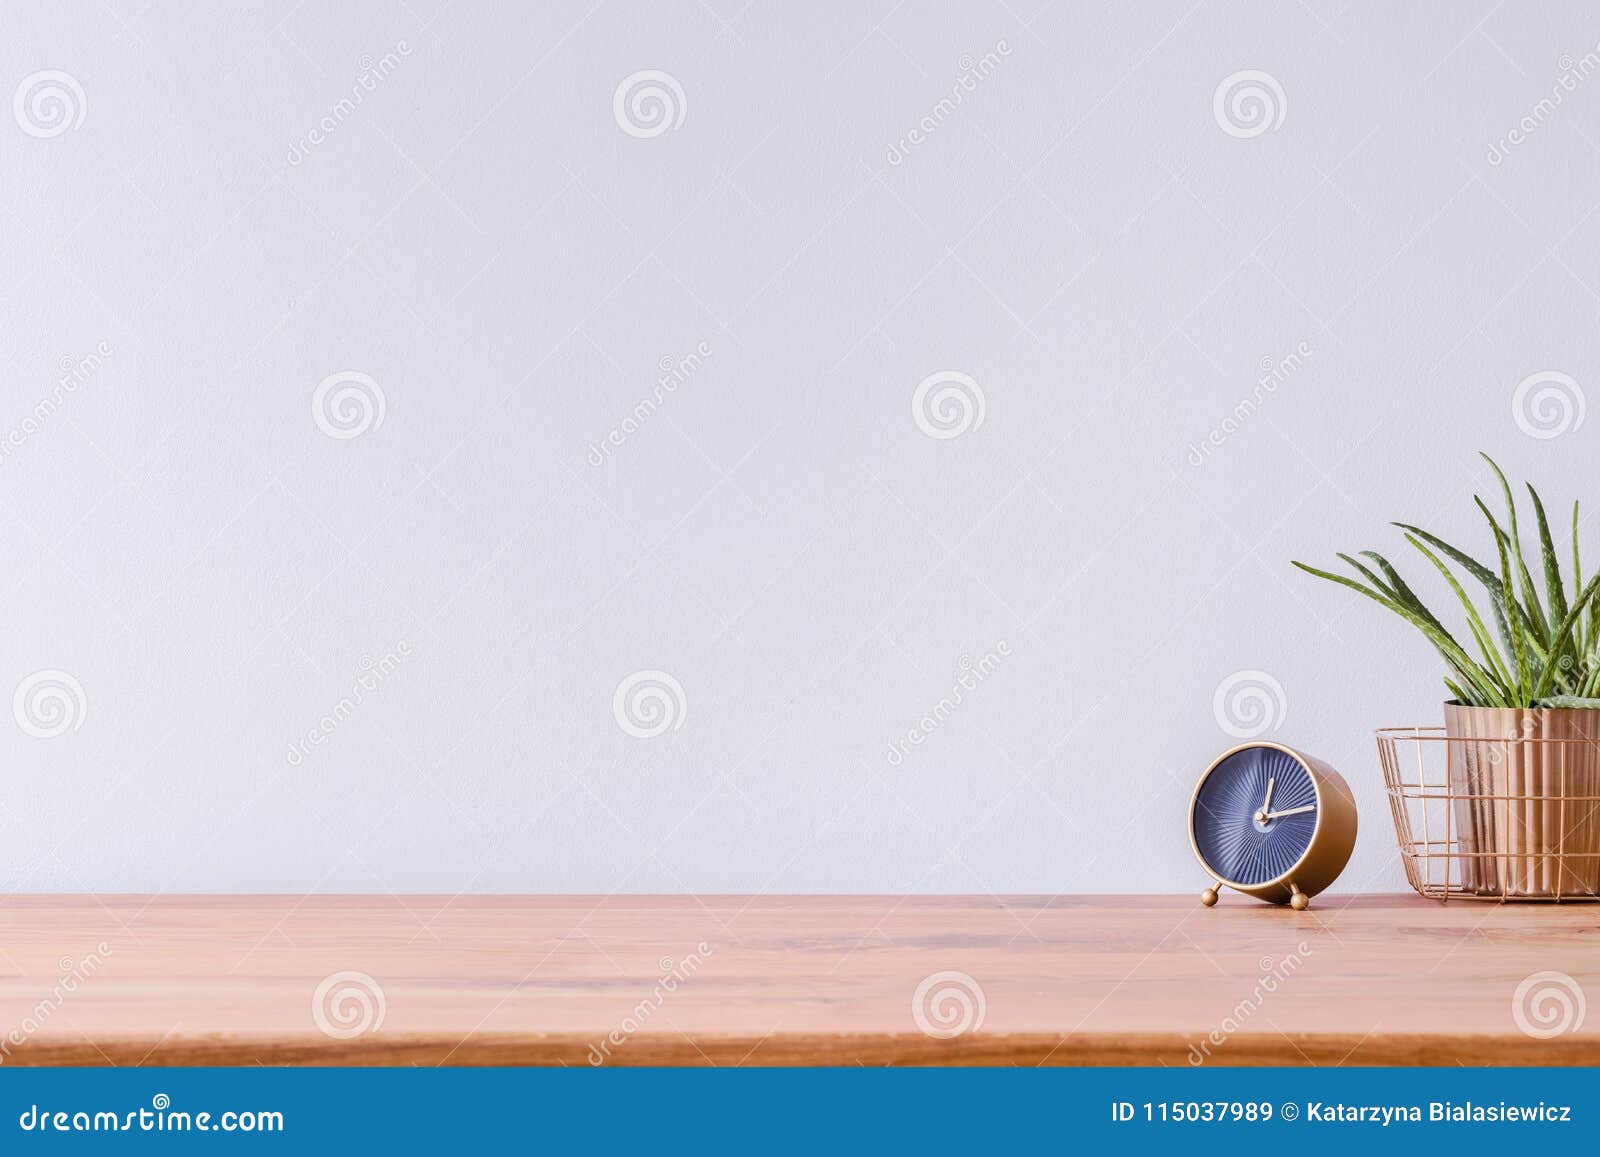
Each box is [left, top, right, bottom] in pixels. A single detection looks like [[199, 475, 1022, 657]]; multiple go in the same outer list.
[[0, 894, 1594, 1066]]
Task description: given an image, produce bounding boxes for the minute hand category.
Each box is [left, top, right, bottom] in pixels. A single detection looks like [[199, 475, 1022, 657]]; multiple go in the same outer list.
[[1263, 804, 1316, 819]]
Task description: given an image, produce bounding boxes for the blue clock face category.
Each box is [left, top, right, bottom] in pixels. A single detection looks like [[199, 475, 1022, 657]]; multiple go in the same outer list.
[[1193, 745, 1319, 886]]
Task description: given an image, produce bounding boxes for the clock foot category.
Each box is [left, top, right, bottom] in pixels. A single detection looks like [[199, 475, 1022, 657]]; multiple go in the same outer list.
[[1289, 886, 1309, 911], [1200, 883, 1221, 907]]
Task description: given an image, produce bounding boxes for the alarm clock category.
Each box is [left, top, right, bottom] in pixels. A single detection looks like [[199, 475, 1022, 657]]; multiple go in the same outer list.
[[1189, 741, 1358, 910]]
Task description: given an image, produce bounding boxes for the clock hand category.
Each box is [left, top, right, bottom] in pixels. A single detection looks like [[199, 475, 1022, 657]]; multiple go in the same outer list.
[[1263, 804, 1317, 819], [1262, 776, 1275, 813]]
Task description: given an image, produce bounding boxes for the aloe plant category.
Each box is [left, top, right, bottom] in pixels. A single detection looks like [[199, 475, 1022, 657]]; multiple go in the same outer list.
[[1293, 453, 1600, 709]]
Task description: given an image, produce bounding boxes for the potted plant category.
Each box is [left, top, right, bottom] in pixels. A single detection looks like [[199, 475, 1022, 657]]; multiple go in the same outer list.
[[1295, 453, 1600, 898]]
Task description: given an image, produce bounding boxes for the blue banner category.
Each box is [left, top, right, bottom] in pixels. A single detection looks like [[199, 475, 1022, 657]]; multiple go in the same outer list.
[[0, 1066, 1593, 1152]]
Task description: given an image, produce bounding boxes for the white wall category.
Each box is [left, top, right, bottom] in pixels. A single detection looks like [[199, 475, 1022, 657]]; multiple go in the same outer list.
[[3, 0, 1597, 894]]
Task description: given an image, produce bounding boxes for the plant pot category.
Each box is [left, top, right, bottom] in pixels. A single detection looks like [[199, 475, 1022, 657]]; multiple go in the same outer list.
[[1443, 702, 1600, 898]]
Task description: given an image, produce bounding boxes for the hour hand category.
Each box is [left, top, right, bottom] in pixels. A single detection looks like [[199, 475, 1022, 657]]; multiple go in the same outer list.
[[1261, 776, 1275, 813]]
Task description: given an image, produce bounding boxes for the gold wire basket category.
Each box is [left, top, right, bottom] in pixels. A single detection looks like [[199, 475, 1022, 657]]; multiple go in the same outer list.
[[1379, 716, 1600, 902]]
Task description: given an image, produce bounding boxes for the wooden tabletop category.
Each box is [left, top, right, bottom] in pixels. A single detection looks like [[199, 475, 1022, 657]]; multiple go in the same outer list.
[[0, 894, 1595, 1066]]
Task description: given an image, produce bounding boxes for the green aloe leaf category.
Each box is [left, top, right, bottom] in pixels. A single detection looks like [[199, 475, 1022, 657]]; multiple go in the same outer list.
[[1298, 455, 1596, 708], [1482, 453, 1550, 643], [1582, 499, 1600, 656], [1529, 483, 1575, 686], [1291, 561, 1506, 705], [1393, 522, 1516, 655], [1401, 535, 1512, 694], [1358, 550, 1445, 632], [1362, 545, 1506, 694], [1489, 523, 1530, 701], [1573, 500, 1583, 604], [1337, 552, 1393, 597], [1528, 482, 1569, 627], [1532, 569, 1600, 698], [1474, 497, 1548, 652]]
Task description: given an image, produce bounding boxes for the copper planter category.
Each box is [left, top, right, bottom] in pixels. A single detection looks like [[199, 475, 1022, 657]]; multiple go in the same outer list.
[[1443, 703, 1600, 898]]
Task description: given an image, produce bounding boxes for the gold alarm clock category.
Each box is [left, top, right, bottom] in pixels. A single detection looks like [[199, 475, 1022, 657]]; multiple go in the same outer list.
[[1188, 741, 1358, 910]]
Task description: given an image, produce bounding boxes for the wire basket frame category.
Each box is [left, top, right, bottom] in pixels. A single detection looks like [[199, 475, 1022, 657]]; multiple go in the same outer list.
[[1378, 726, 1600, 902]]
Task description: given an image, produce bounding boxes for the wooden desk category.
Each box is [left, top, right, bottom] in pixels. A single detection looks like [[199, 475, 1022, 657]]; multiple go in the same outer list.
[[0, 894, 1594, 1065]]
